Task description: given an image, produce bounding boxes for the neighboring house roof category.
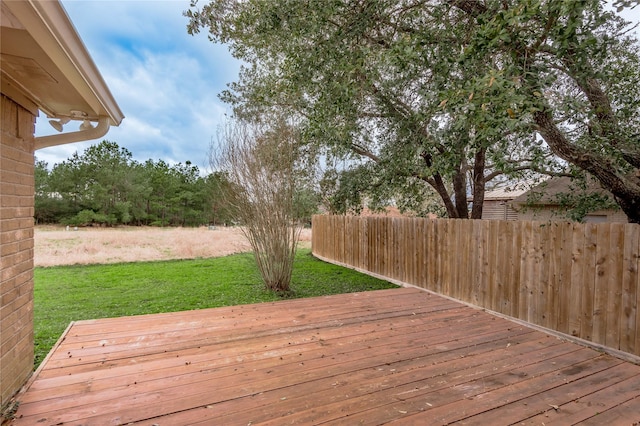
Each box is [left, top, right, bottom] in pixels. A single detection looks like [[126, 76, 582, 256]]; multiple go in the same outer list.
[[482, 186, 529, 201], [511, 176, 614, 207], [466, 184, 530, 203], [1, 0, 123, 147]]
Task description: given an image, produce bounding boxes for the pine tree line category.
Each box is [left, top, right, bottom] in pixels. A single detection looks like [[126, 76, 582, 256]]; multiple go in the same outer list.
[[35, 141, 234, 227]]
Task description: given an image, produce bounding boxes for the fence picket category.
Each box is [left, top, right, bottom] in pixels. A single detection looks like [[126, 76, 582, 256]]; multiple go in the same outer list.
[[593, 225, 611, 346], [569, 223, 584, 338], [508, 221, 522, 318], [605, 223, 625, 349], [620, 224, 639, 354], [581, 223, 598, 342]]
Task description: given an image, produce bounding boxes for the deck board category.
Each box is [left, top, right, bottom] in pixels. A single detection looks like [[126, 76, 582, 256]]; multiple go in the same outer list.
[[12, 287, 640, 425]]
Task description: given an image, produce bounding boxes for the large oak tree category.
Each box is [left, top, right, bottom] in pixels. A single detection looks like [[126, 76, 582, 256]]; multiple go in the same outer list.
[[187, 0, 640, 222]]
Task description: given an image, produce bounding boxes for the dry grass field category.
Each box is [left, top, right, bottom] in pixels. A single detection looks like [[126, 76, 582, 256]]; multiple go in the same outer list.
[[35, 226, 312, 267]]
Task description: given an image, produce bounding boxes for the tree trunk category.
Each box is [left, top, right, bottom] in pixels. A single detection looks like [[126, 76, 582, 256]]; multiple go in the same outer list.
[[616, 195, 640, 224], [421, 152, 460, 218], [453, 167, 469, 219], [534, 109, 640, 224], [470, 147, 486, 219], [432, 173, 460, 218]]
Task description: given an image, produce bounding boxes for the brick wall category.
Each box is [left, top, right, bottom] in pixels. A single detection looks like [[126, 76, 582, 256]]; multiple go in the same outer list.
[[1, 94, 36, 408]]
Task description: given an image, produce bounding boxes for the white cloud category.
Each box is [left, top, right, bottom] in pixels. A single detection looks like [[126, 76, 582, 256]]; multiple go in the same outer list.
[[35, 143, 90, 167], [36, 0, 240, 171]]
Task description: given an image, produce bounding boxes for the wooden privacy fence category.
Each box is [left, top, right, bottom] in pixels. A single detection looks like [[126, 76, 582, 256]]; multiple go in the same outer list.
[[311, 215, 640, 358]]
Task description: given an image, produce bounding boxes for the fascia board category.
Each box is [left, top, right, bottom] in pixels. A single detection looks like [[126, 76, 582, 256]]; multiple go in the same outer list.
[[5, 0, 123, 125]]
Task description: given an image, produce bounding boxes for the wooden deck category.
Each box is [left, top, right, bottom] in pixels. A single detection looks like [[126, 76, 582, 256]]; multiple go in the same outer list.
[[12, 287, 640, 425]]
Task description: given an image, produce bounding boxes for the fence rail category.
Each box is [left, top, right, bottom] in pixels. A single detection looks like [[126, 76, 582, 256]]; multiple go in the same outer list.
[[312, 215, 640, 358]]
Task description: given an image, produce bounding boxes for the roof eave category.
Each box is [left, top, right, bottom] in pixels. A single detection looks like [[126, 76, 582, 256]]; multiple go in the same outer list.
[[3, 0, 123, 126]]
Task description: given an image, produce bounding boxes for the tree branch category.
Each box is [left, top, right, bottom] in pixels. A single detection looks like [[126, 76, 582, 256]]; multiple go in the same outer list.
[[349, 143, 381, 163], [483, 165, 573, 183], [447, 0, 488, 16]]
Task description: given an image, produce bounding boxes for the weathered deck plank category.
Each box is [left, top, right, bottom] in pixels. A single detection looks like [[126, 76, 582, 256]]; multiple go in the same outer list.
[[12, 287, 640, 425]]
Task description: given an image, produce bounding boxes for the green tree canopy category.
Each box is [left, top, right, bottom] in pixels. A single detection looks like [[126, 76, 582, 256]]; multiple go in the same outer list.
[[186, 0, 640, 222]]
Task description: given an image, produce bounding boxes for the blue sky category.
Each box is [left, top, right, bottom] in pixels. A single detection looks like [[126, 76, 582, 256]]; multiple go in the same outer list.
[[35, 0, 241, 172], [34, 1, 639, 172]]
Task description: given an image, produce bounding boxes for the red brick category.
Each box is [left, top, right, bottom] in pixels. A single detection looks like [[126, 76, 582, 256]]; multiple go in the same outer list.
[[0, 276, 17, 295], [0, 333, 34, 402], [1, 93, 36, 406], [14, 183, 34, 197], [0, 195, 19, 207]]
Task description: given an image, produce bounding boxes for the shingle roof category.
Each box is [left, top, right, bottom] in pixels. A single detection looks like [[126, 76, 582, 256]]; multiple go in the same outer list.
[[511, 176, 613, 206], [482, 186, 530, 201]]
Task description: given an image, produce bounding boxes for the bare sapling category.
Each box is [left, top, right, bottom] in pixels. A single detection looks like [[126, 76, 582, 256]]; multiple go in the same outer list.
[[211, 117, 302, 292]]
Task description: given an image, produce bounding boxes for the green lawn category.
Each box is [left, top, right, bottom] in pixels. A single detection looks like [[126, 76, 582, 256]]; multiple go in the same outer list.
[[34, 248, 396, 367]]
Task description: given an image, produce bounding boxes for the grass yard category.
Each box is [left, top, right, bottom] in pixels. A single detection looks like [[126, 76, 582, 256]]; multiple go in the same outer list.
[[34, 248, 397, 367]]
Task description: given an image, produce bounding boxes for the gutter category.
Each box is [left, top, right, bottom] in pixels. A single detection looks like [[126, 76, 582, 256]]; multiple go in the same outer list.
[[34, 116, 110, 150]]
